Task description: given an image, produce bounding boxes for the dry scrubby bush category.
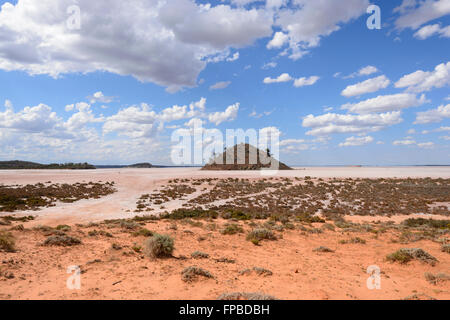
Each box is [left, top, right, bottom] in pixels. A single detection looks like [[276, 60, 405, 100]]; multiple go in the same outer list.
[[246, 228, 276, 245], [132, 228, 153, 237], [120, 220, 140, 230], [10, 224, 25, 231], [240, 267, 273, 277], [161, 208, 218, 220], [322, 223, 335, 231], [221, 223, 243, 235], [88, 230, 113, 237], [403, 293, 436, 300], [403, 218, 450, 229], [214, 257, 235, 264], [339, 237, 366, 244], [111, 243, 122, 250], [0, 215, 34, 226], [0, 231, 16, 252], [191, 251, 209, 259], [313, 246, 334, 253], [56, 225, 71, 232], [43, 235, 81, 246], [441, 244, 450, 254], [181, 266, 213, 282], [386, 248, 438, 265], [218, 292, 278, 300], [424, 272, 450, 285], [144, 233, 174, 258]]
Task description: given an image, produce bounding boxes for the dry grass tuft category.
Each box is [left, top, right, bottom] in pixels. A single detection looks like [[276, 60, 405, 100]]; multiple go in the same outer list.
[[181, 266, 213, 282]]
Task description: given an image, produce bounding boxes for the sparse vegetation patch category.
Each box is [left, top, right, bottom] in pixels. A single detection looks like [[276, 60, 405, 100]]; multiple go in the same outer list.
[[0, 182, 115, 212], [387, 248, 438, 265]]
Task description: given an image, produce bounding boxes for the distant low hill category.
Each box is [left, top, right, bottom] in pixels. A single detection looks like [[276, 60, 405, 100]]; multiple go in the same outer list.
[[0, 160, 96, 170], [127, 163, 153, 168], [202, 143, 292, 171]]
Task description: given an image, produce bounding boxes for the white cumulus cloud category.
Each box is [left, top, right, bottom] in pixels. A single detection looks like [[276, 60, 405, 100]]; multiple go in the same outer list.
[[339, 136, 374, 147], [293, 76, 320, 88], [395, 61, 450, 92], [0, 0, 272, 92], [341, 93, 428, 114], [208, 103, 240, 125], [394, 0, 450, 30], [263, 73, 293, 84], [341, 75, 391, 97], [302, 112, 403, 136], [414, 103, 450, 124], [210, 81, 232, 90]]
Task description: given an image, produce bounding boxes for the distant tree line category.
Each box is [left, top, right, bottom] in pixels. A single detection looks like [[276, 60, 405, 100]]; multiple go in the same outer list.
[[0, 161, 96, 170]]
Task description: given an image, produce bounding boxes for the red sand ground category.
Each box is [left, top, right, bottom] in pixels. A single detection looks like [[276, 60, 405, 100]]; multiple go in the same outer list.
[[0, 168, 449, 300]]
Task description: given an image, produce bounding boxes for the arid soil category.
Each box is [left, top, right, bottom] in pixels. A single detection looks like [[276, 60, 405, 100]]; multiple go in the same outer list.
[[0, 167, 449, 300]]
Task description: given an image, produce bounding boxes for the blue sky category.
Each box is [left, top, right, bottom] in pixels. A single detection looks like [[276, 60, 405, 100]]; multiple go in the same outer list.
[[0, 0, 449, 165]]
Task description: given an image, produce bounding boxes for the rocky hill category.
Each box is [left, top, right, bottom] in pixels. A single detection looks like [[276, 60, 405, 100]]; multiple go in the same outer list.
[[202, 144, 292, 171]]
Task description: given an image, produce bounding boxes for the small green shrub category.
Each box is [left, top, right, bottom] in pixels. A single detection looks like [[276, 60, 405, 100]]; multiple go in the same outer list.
[[283, 222, 296, 230], [0, 231, 16, 252], [221, 223, 243, 235], [403, 218, 450, 229], [144, 233, 174, 258], [441, 244, 450, 254], [133, 215, 160, 222], [246, 228, 276, 245], [132, 245, 142, 253], [56, 225, 71, 232], [132, 228, 153, 237], [387, 248, 438, 265], [223, 209, 252, 221], [296, 213, 325, 223], [162, 208, 218, 220], [120, 220, 140, 230]]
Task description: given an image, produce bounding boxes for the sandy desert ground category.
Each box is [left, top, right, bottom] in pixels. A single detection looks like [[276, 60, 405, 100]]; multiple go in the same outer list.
[[0, 167, 449, 300]]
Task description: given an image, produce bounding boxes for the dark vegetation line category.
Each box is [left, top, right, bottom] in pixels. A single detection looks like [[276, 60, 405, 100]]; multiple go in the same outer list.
[[0, 160, 96, 170]]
